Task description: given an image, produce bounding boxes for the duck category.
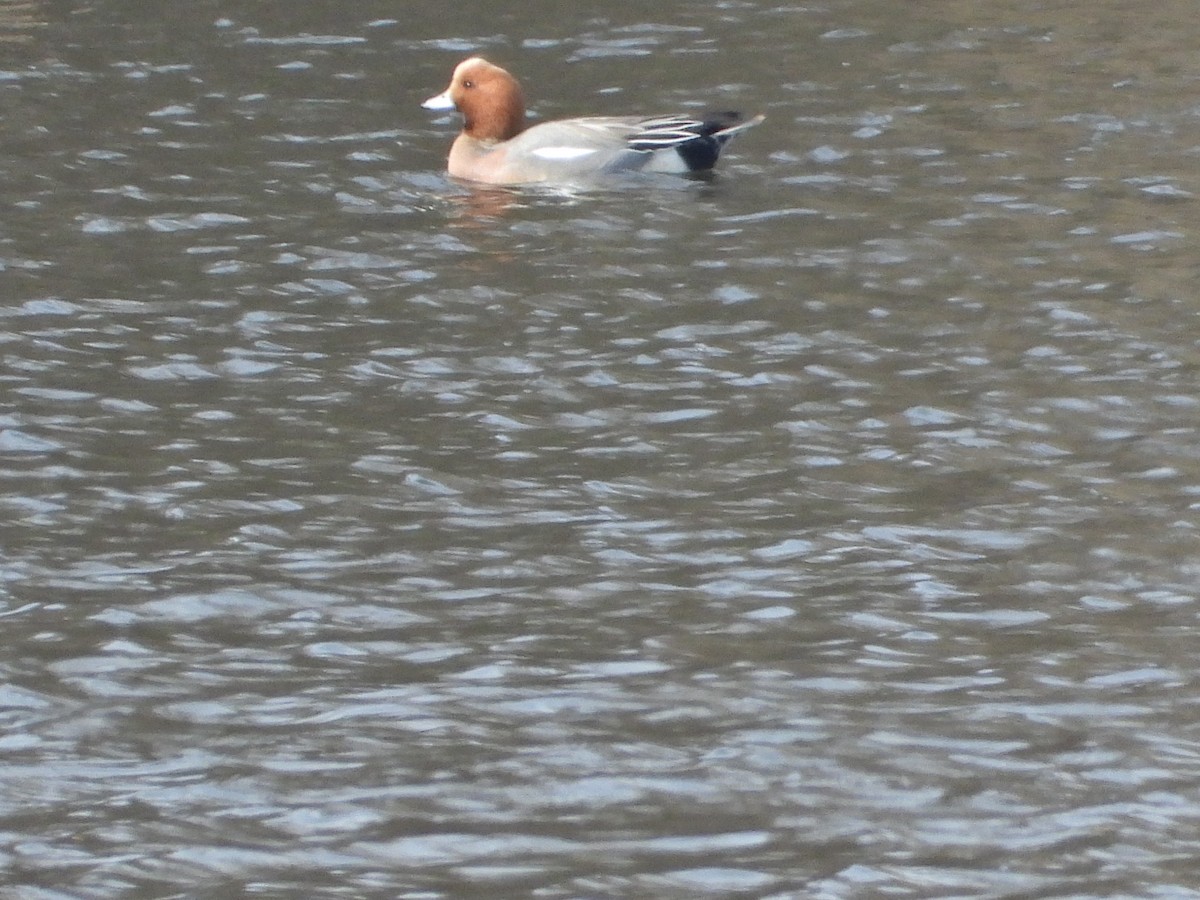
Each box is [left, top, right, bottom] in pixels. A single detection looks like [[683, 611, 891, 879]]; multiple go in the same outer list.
[[422, 57, 763, 185]]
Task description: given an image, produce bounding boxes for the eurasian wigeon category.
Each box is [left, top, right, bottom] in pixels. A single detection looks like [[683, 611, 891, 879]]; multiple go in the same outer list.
[[422, 57, 764, 185]]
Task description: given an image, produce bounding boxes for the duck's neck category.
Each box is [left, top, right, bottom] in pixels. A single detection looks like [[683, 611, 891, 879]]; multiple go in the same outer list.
[[466, 90, 527, 142]]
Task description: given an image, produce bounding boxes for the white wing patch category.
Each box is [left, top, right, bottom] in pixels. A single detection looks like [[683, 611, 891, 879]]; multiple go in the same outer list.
[[530, 146, 600, 161]]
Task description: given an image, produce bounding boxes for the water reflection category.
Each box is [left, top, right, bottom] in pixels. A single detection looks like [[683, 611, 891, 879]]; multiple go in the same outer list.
[[0, 0, 46, 44], [2, 1, 1200, 897]]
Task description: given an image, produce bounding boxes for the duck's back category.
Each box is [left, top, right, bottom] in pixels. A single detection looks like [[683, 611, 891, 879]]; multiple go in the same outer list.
[[496, 112, 763, 181]]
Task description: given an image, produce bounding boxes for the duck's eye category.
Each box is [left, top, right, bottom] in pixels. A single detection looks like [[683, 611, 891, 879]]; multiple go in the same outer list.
[[463, 79, 474, 89]]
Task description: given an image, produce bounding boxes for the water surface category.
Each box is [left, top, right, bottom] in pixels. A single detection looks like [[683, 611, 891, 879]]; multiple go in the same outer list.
[[3, 1, 1200, 896]]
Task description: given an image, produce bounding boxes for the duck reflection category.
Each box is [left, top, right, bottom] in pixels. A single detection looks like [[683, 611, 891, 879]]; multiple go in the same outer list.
[[0, 0, 49, 44]]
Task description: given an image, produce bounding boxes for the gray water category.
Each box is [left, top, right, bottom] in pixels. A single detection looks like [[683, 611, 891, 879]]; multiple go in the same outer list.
[[4, 1, 1200, 897]]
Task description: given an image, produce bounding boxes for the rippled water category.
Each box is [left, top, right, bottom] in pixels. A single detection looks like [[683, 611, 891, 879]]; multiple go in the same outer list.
[[4, 1, 1200, 896]]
